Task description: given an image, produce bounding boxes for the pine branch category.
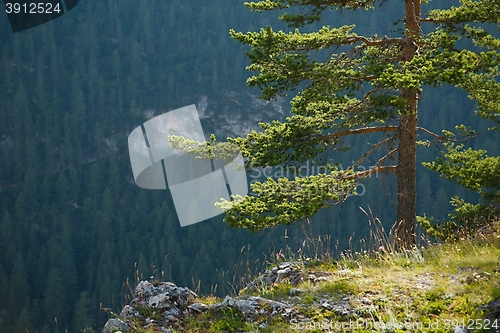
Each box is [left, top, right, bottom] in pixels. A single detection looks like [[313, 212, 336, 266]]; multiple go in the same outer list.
[[318, 125, 398, 141], [345, 36, 403, 47], [417, 126, 446, 140], [342, 165, 397, 180], [417, 126, 478, 143], [420, 17, 439, 23]]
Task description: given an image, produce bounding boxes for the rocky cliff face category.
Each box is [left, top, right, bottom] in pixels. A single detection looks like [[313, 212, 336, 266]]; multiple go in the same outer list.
[[103, 262, 312, 333]]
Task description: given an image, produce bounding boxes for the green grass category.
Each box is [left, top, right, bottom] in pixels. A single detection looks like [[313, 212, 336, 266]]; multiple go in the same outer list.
[[317, 279, 359, 296], [125, 225, 500, 333]]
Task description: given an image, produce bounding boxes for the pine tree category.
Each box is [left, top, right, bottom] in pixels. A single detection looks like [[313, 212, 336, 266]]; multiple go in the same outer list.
[[0, 211, 13, 250], [221, 0, 500, 249], [71, 292, 94, 333], [43, 266, 69, 329], [9, 253, 29, 325], [14, 305, 33, 333], [422, 138, 500, 240]]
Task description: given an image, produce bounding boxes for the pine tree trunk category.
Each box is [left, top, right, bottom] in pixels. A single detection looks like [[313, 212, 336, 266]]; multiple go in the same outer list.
[[396, 0, 420, 249]]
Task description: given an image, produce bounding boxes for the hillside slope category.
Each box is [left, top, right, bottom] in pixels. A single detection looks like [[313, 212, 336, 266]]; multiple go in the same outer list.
[[103, 227, 500, 333]]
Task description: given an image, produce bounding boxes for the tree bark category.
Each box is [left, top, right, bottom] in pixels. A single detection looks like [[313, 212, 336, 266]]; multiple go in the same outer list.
[[396, 0, 420, 249]]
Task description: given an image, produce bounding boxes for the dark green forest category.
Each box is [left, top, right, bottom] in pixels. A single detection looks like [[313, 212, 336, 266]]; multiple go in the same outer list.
[[0, 0, 498, 332]]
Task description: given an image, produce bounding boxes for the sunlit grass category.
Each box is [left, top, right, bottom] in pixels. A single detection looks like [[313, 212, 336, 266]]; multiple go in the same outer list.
[[125, 218, 500, 332]]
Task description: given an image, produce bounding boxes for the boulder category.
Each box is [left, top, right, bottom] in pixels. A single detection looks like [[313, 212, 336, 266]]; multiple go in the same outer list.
[[103, 281, 198, 333], [102, 318, 129, 333], [188, 302, 208, 313], [120, 305, 140, 321], [246, 262, 305, 292], [133, 281, 197, 310]]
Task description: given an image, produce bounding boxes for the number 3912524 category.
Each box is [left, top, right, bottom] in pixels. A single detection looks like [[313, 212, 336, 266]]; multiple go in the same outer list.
[[5, 3, 62, 14]]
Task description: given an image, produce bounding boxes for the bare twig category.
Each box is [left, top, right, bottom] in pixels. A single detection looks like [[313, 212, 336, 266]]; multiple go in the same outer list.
[[342, 165, 397, 180], [373, 148, 398, 167], [347, 136, 395, 172]]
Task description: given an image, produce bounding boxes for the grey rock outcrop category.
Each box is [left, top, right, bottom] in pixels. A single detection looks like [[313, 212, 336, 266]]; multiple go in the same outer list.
[[245, 262, 305, 292], [102, 279, 301, 332], [102, 281, 198, 332], [102, 262, 356, 332], [222, 296, 290, 319], [102, 318, 129, 333], [319, 297, 352, 317], [187, 302, 208, 313], [244, 261, 334, 294], [132, 280, 197, 310]]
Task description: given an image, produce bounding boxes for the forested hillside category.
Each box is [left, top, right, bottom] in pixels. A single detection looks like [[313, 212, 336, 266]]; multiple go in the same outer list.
[[0, 0, 497, 332]]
